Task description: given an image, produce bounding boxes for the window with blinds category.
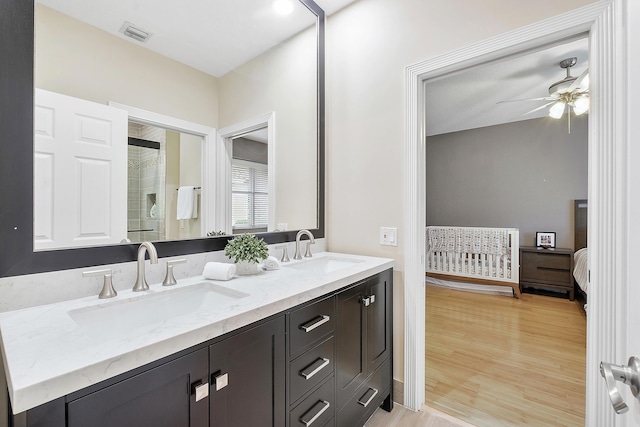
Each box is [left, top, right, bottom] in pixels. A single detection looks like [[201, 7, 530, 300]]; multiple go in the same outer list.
[[232, 159, 268, 230]]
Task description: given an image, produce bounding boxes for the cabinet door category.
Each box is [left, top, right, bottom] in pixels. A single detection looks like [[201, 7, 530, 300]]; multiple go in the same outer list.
[[366, 270, 392, 374], [67, 348, 209, 427], [209, 316, 285, 427], [335, 282, 366, 406]]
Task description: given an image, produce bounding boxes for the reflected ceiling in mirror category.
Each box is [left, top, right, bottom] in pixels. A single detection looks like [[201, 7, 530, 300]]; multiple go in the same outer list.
[[34, 0, 319, 250]]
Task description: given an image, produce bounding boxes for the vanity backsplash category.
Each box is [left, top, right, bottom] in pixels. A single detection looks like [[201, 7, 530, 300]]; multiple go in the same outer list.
[[0, 239, 325, 313]]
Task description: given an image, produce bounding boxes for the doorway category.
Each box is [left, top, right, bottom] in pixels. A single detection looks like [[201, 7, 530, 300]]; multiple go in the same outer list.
[[422, 40, 588, 425], [402, 2, 625, 425]]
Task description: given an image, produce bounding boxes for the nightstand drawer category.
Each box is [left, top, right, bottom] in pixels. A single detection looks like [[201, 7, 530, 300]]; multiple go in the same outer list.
[[521, 264, 571, 285], [521, 251, 571, 270]]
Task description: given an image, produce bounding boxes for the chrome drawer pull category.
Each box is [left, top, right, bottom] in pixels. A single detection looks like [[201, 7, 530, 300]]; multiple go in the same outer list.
[[357, 387, 379, 408], [300, 400, 330, 426], [300, 358, 330, 380], [300, 315, 330, 333]]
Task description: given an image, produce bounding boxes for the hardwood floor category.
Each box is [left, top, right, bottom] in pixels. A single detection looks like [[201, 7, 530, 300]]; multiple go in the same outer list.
[[425, 285, 586, 426]]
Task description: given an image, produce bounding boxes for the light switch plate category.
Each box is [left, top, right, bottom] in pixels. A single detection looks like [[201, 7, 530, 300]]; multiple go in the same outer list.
[[380, 227, 398, 246]]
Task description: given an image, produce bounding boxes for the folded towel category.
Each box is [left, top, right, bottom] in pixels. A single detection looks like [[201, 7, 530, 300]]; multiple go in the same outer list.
[[177, 186, 198, 220], [263, 256, 280, 271], [203, 262, 236, 281]]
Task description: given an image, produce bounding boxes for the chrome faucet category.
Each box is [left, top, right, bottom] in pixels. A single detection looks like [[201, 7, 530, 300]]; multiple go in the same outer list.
[[294, 230, 315, 260], [132, 241, 158, 292]]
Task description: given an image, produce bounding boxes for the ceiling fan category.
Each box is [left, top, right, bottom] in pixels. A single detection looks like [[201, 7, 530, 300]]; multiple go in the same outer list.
[[501, 57, 589, 132]]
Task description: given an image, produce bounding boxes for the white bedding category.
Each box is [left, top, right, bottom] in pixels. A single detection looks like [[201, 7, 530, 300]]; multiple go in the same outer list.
[[573, 247, 589, 294]]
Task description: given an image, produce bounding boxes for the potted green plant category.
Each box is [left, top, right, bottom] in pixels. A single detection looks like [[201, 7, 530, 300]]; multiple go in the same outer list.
[[224, 233, 269, 275]]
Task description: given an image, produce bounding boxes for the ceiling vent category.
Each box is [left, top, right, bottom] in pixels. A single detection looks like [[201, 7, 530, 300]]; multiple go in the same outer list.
[[119, 21, 152, 43]]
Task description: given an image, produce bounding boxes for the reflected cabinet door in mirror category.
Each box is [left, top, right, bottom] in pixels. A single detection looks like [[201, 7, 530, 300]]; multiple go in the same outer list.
[[0, 0, 324, 277]]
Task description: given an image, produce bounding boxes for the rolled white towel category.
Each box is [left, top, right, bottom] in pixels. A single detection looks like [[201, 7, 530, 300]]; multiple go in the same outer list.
[[203, 262, 236, 281], [262, 256, 281, 271]]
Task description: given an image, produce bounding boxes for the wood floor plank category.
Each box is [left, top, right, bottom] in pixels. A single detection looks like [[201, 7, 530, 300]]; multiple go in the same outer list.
[[425, 285, 586, 427]]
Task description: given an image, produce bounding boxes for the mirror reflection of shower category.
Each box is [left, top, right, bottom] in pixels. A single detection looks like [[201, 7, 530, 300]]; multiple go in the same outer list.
[[127, 122, 202, 243]]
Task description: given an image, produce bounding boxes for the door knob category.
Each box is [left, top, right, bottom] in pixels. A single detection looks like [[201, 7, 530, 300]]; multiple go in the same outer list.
[[600, 356, 640, 414]]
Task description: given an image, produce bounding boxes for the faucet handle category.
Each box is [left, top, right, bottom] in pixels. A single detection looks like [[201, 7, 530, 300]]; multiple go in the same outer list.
[[276, 245, 290, 262], [163, 259, 187, 286], [83, 268, 117, 299], [304, 241, 314, 258]]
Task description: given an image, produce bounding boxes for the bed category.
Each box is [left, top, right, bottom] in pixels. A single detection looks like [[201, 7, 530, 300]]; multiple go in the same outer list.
[[426, 226, 521, 298], [573, 199, 588, 306]]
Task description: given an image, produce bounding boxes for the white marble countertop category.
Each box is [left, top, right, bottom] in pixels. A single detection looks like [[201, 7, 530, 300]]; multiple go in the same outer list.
[[0, 252, 393, 414]]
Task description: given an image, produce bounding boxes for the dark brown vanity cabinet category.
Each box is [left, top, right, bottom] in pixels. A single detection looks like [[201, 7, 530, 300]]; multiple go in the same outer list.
[[209, 316, 286, 427], [336, 269, 393, 427], [67, 348, 209, 427], [10, 269, 393, 427]]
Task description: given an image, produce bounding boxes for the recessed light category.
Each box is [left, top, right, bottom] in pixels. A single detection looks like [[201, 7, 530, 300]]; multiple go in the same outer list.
[[273, 0, 294, 15]]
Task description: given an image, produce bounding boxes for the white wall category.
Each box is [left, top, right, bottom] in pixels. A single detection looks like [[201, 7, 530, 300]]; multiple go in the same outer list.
[[426, 116, 588, 249], [218, 25, 318, 231], [325, 0, 598, 387], [35, 4, 219, 128]]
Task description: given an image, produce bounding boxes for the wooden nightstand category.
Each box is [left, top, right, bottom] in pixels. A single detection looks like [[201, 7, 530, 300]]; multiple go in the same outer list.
[[519, 246, 574, 300]]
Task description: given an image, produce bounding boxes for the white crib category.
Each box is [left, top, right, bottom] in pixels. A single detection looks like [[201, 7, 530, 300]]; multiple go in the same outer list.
[[426, 226, 520, 298]]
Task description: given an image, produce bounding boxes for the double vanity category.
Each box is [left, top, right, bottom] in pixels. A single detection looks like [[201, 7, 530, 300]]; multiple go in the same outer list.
[[1, 252, 394, 426]]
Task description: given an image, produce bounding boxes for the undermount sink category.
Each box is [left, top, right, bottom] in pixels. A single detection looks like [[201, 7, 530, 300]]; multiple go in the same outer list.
[[284, 256, 364, 274], [68, 282, 249, 333]]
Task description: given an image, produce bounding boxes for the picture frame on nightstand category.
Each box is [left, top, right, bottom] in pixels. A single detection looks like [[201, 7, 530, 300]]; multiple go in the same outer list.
[[536, 231, 556, 248]]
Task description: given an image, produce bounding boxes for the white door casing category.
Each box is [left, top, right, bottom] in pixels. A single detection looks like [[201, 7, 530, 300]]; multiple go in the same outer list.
[[404, 1, 635, 425], [34, 89, 127, 249], [108, 102, 219, 237], [218, 112, 276, 234]]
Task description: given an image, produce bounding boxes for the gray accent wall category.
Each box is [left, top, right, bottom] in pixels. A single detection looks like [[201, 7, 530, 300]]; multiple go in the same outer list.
[[426, 116, 588, 249]]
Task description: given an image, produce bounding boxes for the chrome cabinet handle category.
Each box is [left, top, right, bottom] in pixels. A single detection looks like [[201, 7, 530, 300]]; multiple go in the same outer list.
[[191, 381, 209, 402], [300, 358, 330, 380], [213, 372, 229, 391], [600, 357, 640, 414], [361, 296, 370, 306], [369, 294, 376, 304], [299, 400, 330, 426], [300, 315, 330, 333], [357, 387, 379, 408]]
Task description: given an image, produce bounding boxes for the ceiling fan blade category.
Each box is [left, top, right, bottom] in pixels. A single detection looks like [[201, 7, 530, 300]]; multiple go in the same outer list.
[[568, 67, 589, 92], [497, 96, 556, 104], [511, 101, 556, 120]]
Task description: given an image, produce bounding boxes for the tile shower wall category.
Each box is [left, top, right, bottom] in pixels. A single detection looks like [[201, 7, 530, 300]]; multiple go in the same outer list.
[[127, 123, 167, 242]]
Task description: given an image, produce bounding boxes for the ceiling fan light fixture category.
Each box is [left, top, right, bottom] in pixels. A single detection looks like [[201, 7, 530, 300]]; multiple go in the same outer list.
[[549, 101, 566, 119], [573, 97, 589, 115]]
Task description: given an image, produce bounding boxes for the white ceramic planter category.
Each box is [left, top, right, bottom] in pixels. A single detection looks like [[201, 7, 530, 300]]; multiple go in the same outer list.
[[235, 260, 261, 275]]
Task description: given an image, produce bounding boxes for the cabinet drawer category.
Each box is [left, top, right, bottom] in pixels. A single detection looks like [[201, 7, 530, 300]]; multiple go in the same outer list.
[[521, 265, 572, 285], [337, 359, 390, 427], [290, 296, 335, 357], [290, 377, 335, 427], [290, 337, 335, 404], [521, 251, 571, 270]]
